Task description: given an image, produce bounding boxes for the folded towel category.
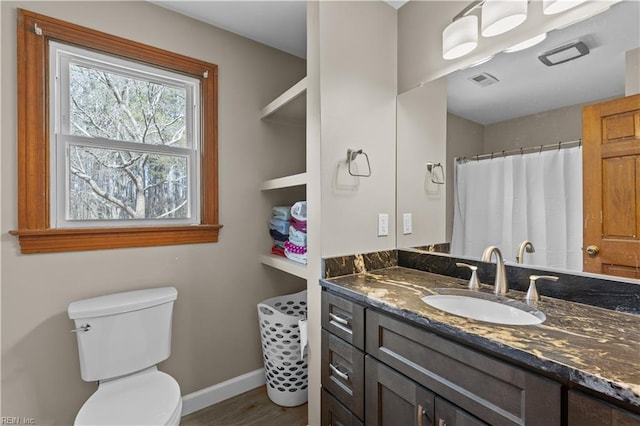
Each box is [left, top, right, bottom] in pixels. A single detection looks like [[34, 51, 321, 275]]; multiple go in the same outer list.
[[288, 226, 307, 247], [272, 206, 292, 221], [268, 218, 290, 235], [290, 216, 307, 233], [270, 229, 289, 243], [271, 246, 286, 257], [285, 241, 307, 255], [291, 201, 307, 221], [285, 248, 307, 265]]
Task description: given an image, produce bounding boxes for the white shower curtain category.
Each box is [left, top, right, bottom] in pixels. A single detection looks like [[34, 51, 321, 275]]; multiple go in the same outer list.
[[451, 146, 583, 271]]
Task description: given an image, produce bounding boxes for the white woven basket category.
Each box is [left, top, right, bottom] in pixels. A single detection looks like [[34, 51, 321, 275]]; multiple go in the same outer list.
[[257, 290, 308, 407]]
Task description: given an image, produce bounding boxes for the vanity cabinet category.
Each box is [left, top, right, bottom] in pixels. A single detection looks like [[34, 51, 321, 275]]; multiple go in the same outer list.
[[321, 289, 563, 426], [568, 390, 640, 425]]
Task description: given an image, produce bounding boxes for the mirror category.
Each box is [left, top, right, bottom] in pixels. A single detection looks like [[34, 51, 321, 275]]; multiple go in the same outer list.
[[396, 1, 640, 278]]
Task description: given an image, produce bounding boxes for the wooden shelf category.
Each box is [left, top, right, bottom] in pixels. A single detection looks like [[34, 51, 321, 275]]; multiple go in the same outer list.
[[260, 254, 307, 279], [261, 77, 307, 121], [261, 172, 307, 191]]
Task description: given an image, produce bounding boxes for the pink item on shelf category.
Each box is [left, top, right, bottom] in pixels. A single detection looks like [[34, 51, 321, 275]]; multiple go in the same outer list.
[[284, 241, 307, 255], [290, 216, 307, 232], [271, 246, 286, 257]]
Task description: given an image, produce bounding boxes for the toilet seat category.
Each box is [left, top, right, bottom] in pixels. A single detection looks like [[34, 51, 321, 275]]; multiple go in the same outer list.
[[75, 369, 182, 426]]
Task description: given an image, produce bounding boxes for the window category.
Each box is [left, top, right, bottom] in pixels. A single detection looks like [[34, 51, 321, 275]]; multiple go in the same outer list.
[[12, 9, 221, 253]]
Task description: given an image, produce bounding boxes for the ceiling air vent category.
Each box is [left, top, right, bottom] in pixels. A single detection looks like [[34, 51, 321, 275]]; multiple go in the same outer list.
[[468, 72, 499, 87], [538, 40, 589, 66]]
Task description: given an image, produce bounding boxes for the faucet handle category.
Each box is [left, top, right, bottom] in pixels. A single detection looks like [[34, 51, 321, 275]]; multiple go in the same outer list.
[[456, 262, 480, 291], [526, 275, 559, 302]]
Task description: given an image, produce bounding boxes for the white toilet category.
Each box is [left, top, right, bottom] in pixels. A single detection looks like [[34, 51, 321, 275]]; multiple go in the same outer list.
[[68, 287, 182, 426]]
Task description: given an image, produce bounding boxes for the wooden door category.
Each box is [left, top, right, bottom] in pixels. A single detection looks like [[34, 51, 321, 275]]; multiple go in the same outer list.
[[583, 94, 640, 278]]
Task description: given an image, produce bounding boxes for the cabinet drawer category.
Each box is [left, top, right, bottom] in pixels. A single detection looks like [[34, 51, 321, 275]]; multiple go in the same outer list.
[[322, 329, 365, 420], [322, 388, 364, 426], [366, 310, 561, 426], [322, 291, 365, 350], [568, 390, 640, 425]]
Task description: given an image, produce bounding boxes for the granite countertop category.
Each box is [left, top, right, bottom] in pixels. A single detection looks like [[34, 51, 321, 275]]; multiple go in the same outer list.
[[320, 266, 640, 409]]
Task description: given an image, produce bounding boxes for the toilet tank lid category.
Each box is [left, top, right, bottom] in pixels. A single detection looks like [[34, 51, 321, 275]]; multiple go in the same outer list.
[[68, 287, 177, 319]]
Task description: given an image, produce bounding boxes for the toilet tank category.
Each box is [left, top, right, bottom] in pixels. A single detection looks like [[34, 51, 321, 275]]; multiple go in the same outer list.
[[68, 287, 177, 382]]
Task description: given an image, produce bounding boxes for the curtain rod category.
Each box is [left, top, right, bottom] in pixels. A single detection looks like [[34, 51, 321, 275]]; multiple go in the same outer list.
[[456, 139, 582, 163]]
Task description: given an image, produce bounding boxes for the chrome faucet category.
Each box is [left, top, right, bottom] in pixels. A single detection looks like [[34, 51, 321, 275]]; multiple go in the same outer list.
[[516, 240, 535, 264], [482, 246, 508, 295]]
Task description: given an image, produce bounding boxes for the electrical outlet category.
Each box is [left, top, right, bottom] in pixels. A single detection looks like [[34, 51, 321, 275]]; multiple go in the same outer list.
[[378, 213, 389, 237], [403, 213, 412, 235]]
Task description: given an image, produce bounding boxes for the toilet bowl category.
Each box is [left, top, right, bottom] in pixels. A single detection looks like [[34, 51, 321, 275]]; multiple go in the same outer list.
[[68, 287, 181, 426], [74, 368, 182, 426]]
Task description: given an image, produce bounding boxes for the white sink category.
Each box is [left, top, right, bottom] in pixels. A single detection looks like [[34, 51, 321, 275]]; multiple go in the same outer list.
[[421, 289, 546, 325]]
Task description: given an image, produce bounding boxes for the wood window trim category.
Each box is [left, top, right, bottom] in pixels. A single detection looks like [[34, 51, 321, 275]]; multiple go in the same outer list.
[[11, 9, 221, 254]]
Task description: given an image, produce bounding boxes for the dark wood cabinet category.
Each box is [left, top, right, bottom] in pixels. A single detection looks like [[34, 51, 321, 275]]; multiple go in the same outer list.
[[321, 329, 365, 419], [322, 389, 364, 426], [321, 289, 637, 426], [365, 356, 435, 426], [568, 390, 640, 426], [435, 397, 488, 426], [366, 310, 561, 426]]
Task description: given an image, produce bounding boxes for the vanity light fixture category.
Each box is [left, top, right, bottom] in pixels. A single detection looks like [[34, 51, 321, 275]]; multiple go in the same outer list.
[[543, 0, 588, 15], [538, 40, 589, 66], [443, 0, 528, 60], [481, 0, 528, 37], [503, 33, 547, 53], [443, 15, 479, 60]]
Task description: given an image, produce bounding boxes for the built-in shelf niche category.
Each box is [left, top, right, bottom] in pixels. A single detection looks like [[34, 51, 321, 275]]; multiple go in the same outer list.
[[260, 76, 308, 278]]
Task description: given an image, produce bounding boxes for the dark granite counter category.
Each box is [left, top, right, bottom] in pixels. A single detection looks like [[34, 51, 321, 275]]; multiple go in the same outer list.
[[320, 266, 640, 410]]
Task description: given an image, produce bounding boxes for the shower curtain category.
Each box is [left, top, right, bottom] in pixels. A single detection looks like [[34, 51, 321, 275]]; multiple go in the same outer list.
[[451, 146, 582, 271]]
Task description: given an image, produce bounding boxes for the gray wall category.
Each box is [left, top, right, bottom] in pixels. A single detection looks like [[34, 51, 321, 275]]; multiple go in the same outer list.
[[1, 2, 306, 424]]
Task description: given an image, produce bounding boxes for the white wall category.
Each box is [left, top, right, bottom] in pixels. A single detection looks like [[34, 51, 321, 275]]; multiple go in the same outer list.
[[318, 1, 397, 258], [1, 2, 306, 424], [396, 79, 448, 248], [626, 47, 640, 96]]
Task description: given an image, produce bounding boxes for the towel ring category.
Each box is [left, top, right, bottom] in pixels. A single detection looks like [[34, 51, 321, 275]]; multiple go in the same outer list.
[[347, 149, 372, 177]]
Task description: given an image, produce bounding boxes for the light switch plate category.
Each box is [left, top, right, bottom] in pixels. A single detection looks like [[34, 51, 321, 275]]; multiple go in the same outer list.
[[378, 213, 389, 236], [403, 213, 412, 235]]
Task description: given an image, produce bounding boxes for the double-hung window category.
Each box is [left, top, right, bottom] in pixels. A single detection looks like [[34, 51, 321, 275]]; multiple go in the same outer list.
[[50, 42, 200, 228], [13, 9, 220, 253]]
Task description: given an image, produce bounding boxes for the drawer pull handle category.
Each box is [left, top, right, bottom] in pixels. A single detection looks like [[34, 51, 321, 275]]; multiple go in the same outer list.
[[329, 312, 350, 327], [329, 363, 349, 381], [417, 404, 426, 426]]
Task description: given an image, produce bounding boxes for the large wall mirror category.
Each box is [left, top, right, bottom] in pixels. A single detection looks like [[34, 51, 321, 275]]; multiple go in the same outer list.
[[396, 0, 640, 280]]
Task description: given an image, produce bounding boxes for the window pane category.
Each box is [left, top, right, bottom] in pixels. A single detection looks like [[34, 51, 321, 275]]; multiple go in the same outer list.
[[69, 64, 188, 147], [68, 145, 190, 221]]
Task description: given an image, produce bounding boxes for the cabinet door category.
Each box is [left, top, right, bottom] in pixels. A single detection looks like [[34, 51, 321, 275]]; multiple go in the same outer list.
[[366, 310, 561, 426], [435, 397, 488, 426], [365, 356, 435, 426], [568, 390, 640, 425], [322, 389, 364, 426]]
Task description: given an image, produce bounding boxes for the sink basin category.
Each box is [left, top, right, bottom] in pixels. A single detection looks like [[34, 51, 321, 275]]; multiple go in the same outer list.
[[421, 289, 545, 325]]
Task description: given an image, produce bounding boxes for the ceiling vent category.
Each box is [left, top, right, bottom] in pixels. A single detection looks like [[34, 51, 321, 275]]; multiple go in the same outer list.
[[468, 72, 500, 87], [538, 40, 590, 66]]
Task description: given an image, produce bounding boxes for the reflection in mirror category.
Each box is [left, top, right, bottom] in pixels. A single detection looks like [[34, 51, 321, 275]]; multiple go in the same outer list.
[[397, 1, 640, 279]]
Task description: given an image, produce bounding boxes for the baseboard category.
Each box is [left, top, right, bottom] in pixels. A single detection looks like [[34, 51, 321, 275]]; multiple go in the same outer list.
[[181, 368, 266, 416]]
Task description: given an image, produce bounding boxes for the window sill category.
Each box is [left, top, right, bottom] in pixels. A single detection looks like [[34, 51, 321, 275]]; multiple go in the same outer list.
[[9, 225, 222, 254]]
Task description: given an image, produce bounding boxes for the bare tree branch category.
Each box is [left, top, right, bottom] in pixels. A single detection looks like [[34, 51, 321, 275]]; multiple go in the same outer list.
[[70, 166, 138, 218], [155, 199, 188, 219]]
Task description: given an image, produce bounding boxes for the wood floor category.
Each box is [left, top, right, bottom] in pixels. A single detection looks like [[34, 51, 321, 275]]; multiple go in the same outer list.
[[180, 386, 308, 426]]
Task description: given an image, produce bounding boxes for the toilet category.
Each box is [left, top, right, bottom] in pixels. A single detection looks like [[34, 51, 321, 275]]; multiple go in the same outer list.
[[68, 287, 182, 426]]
